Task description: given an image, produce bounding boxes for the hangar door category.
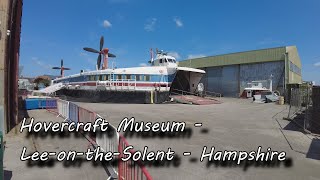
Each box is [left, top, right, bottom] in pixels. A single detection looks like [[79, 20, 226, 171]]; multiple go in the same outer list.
[[206, 65, 239, 97]]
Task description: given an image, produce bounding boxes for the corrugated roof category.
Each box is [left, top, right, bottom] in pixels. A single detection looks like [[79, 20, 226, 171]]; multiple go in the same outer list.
[[179, 46, 287, 68]]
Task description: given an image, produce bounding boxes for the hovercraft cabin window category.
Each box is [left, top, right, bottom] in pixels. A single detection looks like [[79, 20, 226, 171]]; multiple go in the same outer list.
[[101, 75, 107, 81], [125, 75, 131, 80], [144, 75, 150, 81], [117, 75, 122, 80], [136, 75, 141, 81], [89, 75, 96, 81]]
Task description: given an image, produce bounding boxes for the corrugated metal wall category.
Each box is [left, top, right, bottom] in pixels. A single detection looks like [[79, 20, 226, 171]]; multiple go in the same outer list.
[[205, 65, 239, 97], [240, 61, 285, 94], [206, 66, 222, 94], [222, 65, 239, 97], [201, 61, 285, 97]]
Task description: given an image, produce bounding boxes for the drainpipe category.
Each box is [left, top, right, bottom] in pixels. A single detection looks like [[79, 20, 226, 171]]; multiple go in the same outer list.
[[284, 52, 288, 90], [284, 52, 288, 100]]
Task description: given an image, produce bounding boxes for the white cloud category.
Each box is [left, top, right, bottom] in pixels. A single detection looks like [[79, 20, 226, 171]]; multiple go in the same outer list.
[[168, 51, 181, 59], [187, 54, 206, 59], [79, 52, 88, 57], [32, 57, 52, 69], [173, 17, 183, 27], [139, 63, 148, 67], [314, 62, 320, 67], [144, 18, 157, 32], [103, 20, 112, 28]]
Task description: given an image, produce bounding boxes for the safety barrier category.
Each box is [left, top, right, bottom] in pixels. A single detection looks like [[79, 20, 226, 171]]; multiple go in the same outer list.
[[95, 114, 119, 153], [118, 135, 153, 180], [69, 102, 79, 124], [45, 98, 59, 114], [285, 83, 320, 136], [57, 99, 69, 120], [78, 106, 96, 124], [44, 98, 57, 109], [287, 88, 303, 119], [45, 98, 153, 179]]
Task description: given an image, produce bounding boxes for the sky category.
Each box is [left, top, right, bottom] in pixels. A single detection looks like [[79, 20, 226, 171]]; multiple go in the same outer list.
[[20, 0, 320, 84]]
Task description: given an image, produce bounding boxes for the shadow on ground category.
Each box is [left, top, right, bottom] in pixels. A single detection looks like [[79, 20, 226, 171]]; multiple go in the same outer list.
[[283, 113, 305, 132], [283, 112, 320, 161], [4, 170, 12, 180], [306, 138, 320, 160]]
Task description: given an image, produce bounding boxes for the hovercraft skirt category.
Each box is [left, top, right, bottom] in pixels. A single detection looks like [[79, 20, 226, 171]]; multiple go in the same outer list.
[[56, 89, 170, 104]]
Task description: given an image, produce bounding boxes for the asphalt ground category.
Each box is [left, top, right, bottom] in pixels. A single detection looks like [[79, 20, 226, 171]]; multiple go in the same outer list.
[[75, 98, 320, 180]]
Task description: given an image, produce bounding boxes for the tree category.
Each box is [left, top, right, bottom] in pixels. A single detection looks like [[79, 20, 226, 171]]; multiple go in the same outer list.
[[33, 77, 51, 89]]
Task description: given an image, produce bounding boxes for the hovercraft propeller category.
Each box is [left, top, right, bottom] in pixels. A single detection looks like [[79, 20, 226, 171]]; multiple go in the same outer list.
[[83, 36, 116, 70], [52, 59, 70, 77]]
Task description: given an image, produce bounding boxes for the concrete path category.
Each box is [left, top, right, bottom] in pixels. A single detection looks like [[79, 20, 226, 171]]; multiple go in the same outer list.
[[3, 110, 109, 180]]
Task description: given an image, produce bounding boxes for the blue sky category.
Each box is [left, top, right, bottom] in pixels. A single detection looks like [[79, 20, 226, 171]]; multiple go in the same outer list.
[[20, 0, 320, 84]]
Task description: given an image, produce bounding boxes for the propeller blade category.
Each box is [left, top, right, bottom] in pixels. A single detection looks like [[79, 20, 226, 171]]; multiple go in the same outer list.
[[61, 59, 63, 67], [100, 36, 104, 51], [97, 54, 102, 69], [52, 67, 61, 69], [108, 53, 116, 58], [83, 47, 100, 53], [60, 69, 63, 76], [63, 68, 71, 70]]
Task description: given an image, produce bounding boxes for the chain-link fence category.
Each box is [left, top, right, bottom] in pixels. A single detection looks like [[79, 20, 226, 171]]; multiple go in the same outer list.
[[286, 84, 320, 135], [305, 86, 320, 134], [287, 87, 306, 119]]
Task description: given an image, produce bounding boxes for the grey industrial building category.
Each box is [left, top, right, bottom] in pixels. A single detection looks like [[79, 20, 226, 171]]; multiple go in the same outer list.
[[178, 46, 302, 97]]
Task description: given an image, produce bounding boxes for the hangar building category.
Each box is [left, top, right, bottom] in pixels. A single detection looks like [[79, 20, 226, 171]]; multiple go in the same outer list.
[[178, 46, 302, 97]]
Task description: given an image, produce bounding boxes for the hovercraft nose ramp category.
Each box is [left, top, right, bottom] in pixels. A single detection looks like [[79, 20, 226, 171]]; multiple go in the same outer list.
[[169, 67, 222, 105], [170, 94, 222, 105], [170, 67, 205, 94]]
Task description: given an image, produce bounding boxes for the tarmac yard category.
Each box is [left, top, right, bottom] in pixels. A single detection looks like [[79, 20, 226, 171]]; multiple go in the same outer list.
[[3, 98, 320, 180], [75, 98, 320, 180]]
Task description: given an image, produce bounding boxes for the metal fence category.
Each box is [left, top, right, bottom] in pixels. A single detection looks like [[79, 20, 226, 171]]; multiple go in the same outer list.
[[118, 135, 153, 180], [305, 86, 320, 135], [286, 84, 320, 135], [287, 87, 304, 119], [44, 98, 153, 179]]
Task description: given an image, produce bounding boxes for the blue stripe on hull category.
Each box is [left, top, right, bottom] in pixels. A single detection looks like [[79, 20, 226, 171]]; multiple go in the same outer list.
[[53, 73, 176, 84]]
